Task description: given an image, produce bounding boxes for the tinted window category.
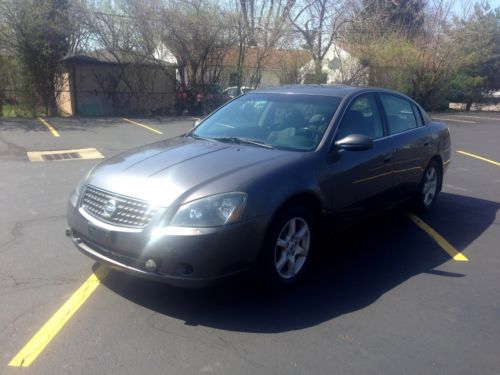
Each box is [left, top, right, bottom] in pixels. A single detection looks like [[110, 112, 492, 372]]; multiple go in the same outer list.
[[193, 93, 341, 151], [380, 95, 417, 134], [337, 94, 384, 140]]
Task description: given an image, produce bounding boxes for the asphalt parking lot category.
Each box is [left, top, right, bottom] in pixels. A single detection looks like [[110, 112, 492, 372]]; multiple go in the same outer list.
[[0, 112, 499, 374]]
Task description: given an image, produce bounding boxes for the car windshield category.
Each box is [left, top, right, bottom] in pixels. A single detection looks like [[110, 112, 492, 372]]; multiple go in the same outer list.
[[192, 93, 342, 151]]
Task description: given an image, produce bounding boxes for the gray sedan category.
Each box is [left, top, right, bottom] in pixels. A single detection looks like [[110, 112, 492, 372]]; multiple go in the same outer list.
[[66, 85, 450, 288]]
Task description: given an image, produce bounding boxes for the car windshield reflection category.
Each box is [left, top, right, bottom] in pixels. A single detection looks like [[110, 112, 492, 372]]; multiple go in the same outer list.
[[192, 93, 342, 151]]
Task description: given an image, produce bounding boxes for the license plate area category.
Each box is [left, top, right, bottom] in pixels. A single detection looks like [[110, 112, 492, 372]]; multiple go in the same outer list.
[[87, 223, 114, 245]]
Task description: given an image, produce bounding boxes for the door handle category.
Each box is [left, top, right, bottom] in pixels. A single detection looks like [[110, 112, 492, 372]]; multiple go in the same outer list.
[[383, 153, 392, 163]]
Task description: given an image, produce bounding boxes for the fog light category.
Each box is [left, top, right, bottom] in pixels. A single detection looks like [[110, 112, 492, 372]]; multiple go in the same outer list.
[[65, 228, 73, 237], [145, 259, 157, 272]]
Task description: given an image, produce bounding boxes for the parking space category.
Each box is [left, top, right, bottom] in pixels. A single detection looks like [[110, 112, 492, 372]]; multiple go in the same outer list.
[[0, 117, 192, 162], [0, 112, 499, 374]]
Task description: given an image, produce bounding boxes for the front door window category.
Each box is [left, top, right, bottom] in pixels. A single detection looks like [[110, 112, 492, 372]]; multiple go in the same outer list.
[[337, 95, 384, 140]]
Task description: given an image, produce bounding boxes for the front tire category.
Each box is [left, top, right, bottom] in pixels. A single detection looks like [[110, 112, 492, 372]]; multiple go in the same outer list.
[[413, 160, 442, 212], [259, 205, 316, 288]]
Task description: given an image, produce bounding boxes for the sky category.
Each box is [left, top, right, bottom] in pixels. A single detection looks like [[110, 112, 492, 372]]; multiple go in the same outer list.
[[448, 0, 500, 19]]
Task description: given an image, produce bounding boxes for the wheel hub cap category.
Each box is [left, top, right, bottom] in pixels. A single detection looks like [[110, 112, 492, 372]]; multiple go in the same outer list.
[[423, 167, 438, 206], [274, 217, 311, 279]]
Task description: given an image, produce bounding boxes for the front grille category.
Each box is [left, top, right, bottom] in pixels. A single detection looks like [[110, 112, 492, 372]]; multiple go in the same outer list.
[[81, 185, 157, 228]]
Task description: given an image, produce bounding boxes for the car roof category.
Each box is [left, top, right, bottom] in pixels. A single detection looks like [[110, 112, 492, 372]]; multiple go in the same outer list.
[[250, 84, 402, 99]]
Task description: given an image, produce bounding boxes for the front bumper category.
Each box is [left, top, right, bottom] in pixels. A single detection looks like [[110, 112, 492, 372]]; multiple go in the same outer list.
[[67, 202, 269, 288]]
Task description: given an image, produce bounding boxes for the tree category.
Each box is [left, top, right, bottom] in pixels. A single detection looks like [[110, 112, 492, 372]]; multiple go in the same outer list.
[[0, 56, 7, 116], [359, 0, 427, 38], [449, 5, 500, 109], [235, 0, 295, 88], [160, 0, 237, 87], [350, 0, 499, 110], [67, 0, 93, 54], [3, 0, 74, 115], [290, 0, 353, 83], [409, 2, 499, 109]]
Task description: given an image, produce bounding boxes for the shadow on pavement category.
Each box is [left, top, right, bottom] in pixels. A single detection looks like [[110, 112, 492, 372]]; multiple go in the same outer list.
[[97, 192, 498, 333], [0, 118, 50, 133], [0, 116, 194, 133], [0, 117, 115, 133]]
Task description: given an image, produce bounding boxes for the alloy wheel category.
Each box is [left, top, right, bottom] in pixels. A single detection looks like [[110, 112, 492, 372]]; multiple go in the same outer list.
[[422, 166, 438, 207], [274, 217, 311, 279]]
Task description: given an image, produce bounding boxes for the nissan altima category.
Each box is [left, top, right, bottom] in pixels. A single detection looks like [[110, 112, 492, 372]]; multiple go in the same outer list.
[[67, 85, 450, 288]]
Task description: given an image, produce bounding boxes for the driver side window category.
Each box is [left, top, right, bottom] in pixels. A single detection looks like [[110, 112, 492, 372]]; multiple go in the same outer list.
[[337, 94, 384, 140]]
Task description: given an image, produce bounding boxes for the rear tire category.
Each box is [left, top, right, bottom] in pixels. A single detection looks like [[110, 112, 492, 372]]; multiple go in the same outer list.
[[413, 159, 442, 213], [258, 205, 316, 288]]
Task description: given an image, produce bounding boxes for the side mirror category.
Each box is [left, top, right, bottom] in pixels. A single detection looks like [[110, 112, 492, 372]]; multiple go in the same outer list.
[[334, 134, 373, 151]]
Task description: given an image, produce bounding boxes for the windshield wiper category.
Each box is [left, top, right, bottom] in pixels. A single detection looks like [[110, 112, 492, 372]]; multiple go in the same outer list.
[[189, 133, 211, 141], [213, 137, 274, 149]]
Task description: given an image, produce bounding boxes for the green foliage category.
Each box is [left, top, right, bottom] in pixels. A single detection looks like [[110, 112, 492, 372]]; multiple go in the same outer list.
[[1, 102, 37, 118], [460, 7, 499, 92], [353, 3, 499, 110], [358, 33, 420, 94], [449, 73, 485, 103], [22, 0, 72, 114], [2, 0, 73, 116], [304, 71, 328, 84], [0, 56, 26, 116], [443, 5, 499, 108]]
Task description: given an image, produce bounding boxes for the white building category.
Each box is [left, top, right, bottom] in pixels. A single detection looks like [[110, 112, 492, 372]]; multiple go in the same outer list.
[[301, 44, 368, 85]]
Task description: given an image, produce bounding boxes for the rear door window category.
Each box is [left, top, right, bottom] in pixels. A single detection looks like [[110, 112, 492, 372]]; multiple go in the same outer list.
[[380, 95, 418, 135]]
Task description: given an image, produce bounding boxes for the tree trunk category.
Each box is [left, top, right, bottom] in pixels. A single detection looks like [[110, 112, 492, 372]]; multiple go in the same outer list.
[[314, 59, 323, 77], [236, 39, 246, 91], [48, 97, 58, 116], [178, 65, 186, 86], [465, 101, 472, 111]]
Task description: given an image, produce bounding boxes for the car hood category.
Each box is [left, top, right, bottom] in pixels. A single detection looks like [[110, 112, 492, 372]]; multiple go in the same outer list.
[[85, 136, 297, 207]]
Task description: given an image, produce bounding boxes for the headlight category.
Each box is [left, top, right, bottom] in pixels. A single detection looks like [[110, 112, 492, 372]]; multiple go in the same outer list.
[[69, 166, 95, 207], [69, 179, 85, 207], [170, 192, 247, 227]]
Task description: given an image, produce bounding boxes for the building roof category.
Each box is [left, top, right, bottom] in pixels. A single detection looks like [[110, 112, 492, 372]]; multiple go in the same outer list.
[[63, 50, 174, 66], [222, 48, 311, 70]]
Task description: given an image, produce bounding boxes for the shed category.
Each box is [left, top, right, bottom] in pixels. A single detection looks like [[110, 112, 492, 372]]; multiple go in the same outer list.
[[58, 51, 176, 116]]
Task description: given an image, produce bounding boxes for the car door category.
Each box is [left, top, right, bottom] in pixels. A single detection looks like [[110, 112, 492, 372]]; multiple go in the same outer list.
[[320, 93, 394, 222], [378, 94, 431, 199]]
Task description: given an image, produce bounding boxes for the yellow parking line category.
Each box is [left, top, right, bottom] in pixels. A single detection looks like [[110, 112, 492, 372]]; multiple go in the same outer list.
[[456, 150, 500, 167], [37, 117, 60, 137], [432, 117, 476, 124], [8, 266, 109, 367], [122, 118, 163, 135], [407, 213, 468, 261]]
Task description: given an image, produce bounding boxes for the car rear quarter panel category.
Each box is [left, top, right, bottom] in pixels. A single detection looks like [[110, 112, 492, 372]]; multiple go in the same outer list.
[[428, 121, 451, 173]]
